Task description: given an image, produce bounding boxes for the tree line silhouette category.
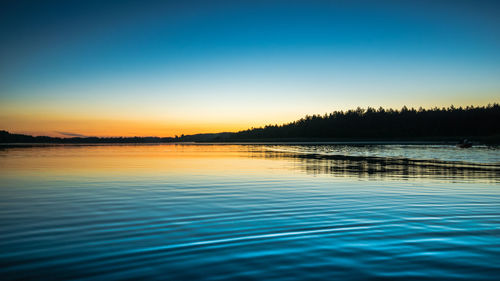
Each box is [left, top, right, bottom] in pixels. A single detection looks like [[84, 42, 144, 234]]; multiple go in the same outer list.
[[0, 131, 175, 143], [1, 104, 499, 144], [228, 104, 500, 141]]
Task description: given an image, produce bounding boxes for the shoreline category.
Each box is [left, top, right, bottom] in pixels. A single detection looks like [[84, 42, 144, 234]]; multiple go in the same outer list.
[[0, 140, 497, 146]]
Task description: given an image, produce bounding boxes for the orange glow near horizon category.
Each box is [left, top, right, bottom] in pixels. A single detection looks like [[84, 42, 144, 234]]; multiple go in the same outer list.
[[1, 118, 254, 138], [1, 99, 497, 138], [0, 112, 285, 138]]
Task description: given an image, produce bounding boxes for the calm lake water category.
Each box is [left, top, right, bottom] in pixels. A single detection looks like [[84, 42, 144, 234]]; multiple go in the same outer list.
[[0, 144, 499, 280]]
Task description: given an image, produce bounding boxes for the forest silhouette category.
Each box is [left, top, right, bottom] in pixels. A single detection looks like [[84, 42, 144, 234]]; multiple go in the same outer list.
[[1, 104, 499, 143], [228, 104, 500, 142]]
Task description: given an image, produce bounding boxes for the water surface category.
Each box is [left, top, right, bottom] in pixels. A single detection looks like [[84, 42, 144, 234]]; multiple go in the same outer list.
[[0, 144, 499, 280]]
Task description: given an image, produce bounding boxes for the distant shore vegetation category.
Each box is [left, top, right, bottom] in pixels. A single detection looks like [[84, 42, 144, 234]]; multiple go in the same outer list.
[[230, 104, 500, 142], [1, 104, 499, 144]]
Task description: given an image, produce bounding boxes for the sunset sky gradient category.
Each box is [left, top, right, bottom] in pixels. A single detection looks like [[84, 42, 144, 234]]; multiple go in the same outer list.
[[1, 0, 499, 137]]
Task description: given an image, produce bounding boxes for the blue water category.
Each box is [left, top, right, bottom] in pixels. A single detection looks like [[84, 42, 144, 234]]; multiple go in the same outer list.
[[0, 144, 499, 280]]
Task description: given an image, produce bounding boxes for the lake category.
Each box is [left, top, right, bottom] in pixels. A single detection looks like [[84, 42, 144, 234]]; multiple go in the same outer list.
[[0, 144, 499, 280]]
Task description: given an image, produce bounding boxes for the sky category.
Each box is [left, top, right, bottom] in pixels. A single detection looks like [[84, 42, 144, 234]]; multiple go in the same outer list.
[[1, 0, 499, 137]]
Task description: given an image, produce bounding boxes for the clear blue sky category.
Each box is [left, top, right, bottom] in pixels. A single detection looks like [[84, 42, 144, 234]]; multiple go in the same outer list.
[[1, 0, 499, 136]]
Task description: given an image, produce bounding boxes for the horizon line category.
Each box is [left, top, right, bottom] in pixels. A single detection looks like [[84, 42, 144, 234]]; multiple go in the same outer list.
[[4, 102, 498, 139]]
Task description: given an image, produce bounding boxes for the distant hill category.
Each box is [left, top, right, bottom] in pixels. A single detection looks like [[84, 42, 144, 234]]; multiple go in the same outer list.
[[174, 132, 234, 142], [0, 130, 175, 143]]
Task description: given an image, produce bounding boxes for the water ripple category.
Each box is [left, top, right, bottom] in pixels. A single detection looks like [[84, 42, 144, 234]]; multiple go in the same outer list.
[[0, 144, 499, 280]]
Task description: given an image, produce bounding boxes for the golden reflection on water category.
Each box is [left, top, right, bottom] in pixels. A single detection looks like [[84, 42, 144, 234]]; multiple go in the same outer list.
[[0, 144, 498, 183], [0, 144, 274, 178]]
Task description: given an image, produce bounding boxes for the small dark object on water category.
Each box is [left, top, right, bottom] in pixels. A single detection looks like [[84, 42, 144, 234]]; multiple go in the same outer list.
[[457, 139, 472, 148]]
